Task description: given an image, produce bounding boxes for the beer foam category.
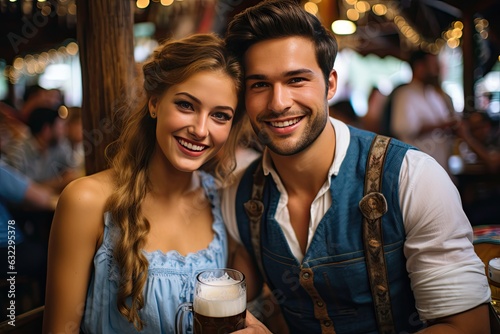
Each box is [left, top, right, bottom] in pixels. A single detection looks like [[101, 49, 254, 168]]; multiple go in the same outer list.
[[194, 278, 246, 317]]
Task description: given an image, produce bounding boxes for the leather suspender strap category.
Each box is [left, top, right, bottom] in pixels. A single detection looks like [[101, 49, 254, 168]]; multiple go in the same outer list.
[[243, 158, 267, 282], [359, 135, 395, 334]]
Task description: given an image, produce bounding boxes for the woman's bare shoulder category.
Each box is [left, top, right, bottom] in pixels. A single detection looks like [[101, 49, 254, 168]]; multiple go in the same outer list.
[[49, 170, 116, 252], [57, 169, 114, 213]]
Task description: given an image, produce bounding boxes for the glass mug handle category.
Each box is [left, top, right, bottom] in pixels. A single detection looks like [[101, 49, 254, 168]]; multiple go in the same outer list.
[[175, 301, 193, 334]]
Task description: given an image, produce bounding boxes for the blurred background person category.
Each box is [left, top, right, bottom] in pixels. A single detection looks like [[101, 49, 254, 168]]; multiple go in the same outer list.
[[454, 111, 500, 226], [361, 87, 388, 134], [18, 86, 64, 124], [390, 50, 458, 175], [3, 107, 80, 193], [0, 160, 57, 313], [456, 111, 500, 173], [329, 99, 361, 128], [0, 101, 30, 158]]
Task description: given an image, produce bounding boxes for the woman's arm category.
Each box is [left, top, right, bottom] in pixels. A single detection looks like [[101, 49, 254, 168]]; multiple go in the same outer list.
[[42, 175, 108, 334]]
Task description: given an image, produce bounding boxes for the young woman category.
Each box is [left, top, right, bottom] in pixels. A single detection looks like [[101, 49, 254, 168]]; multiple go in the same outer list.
[[42, 33, 243, 334]]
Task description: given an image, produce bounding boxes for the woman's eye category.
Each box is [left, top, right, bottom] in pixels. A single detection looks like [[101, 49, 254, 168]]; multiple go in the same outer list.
[[212, 112, 233, 122], [175, 101, 194, 110]]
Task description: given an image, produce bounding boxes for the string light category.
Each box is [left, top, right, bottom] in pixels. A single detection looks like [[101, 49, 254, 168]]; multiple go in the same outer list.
[[136, 0, 149, 9], [304, 2, 319, 15], [372, 4, 387, 16], [328, 0, 467, 51], [331, 20, 357, 35], [6, 42, 78, 84]]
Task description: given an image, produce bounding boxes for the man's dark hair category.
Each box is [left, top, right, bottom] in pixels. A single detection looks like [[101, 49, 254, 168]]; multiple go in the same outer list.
[[23, 85, 46, 102], [27, 107, 60, 135], [225, 0, 338, 86], [408, 50, 432, 70]]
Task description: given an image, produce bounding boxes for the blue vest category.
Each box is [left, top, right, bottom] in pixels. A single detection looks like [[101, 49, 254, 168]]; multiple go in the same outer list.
[[235, 127, 425, 333]]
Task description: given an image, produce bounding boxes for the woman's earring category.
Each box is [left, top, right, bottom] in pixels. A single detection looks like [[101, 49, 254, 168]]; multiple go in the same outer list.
[[151, 112, 156, 118]]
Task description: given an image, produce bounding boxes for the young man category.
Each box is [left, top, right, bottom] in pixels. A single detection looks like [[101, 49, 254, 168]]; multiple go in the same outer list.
[[222, 1, 490, 333]]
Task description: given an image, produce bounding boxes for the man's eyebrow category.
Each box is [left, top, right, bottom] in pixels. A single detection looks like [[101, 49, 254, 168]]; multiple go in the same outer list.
[[245, 74, 267, 81], [245, 68, 315, 81], [286, 69, 314, 77]]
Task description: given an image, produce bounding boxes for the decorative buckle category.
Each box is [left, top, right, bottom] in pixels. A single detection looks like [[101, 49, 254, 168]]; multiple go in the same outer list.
[[359, 192, 388, 220]]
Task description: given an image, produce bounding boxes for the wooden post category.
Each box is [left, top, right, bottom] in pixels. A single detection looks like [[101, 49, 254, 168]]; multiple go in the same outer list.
[[316, 0, 337, 29], [461, 7, 475, 115], [76, 0, 136, 175]]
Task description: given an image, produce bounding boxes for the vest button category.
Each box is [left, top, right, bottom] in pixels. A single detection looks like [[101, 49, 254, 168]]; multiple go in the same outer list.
[[316, 301, 324, 307], [302, 272, 310, 280], [323, 320, 332, 327]]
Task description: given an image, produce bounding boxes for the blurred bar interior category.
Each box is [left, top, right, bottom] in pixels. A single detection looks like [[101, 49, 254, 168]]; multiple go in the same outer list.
[[1, 3, 499, 209]]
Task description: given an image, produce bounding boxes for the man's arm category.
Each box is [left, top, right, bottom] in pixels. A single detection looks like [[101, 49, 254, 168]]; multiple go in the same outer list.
[[400, 150, 491, 331], [22, 180, 57, 211], [418, 304, 490, 333], [39, 168, 80, 193], [456, 121, 500, 173]]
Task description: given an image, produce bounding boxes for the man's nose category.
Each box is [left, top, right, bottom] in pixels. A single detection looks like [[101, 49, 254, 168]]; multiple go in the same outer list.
[[268, 84, 292, 113]]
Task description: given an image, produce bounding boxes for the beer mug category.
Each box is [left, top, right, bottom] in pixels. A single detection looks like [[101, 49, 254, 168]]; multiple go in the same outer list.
[[175, 268, 246, 334], [489, 258, 500, 314]]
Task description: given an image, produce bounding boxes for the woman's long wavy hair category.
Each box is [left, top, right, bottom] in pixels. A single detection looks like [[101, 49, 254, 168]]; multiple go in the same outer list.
[[104, 33, 242, 330]]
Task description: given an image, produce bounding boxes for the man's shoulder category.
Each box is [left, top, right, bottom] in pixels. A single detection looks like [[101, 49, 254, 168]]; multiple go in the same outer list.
[[388, 137, 417, 151], [16, 137, 39, 160], [390, 83, 419, 103], [233, 156, 263, 191], [391, 82, 412, 95], [346, 125, 376, 143]]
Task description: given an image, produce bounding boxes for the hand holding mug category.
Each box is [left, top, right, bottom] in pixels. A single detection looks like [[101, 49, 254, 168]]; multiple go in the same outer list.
[[230, 311, 273, 334]]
